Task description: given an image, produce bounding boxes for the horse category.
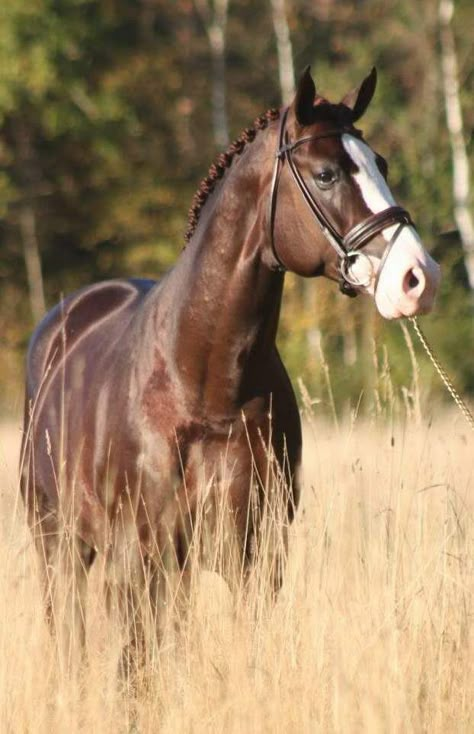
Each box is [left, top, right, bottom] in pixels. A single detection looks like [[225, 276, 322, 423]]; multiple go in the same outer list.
[[20, 67, 440, 664]]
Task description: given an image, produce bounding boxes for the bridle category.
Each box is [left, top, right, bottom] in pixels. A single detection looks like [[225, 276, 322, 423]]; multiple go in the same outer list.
[[269, 107, 414, 296]]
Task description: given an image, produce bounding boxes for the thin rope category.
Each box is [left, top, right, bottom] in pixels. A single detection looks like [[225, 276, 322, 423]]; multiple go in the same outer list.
[[409, 316, 474, 431]]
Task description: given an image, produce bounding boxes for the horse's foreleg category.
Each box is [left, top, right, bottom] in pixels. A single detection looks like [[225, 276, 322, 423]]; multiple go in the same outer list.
[[105, 545, 153, 684]]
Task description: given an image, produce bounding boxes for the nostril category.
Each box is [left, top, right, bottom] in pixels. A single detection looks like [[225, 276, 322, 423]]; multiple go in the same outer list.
[[403, 266, 425, 295]]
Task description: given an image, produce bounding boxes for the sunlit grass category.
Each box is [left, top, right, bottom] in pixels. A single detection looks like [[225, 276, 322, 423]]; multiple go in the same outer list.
[[0, 410, 473, 732]]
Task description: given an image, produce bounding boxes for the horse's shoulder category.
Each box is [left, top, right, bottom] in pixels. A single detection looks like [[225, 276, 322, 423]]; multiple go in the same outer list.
[[26, 278, 156, 393]]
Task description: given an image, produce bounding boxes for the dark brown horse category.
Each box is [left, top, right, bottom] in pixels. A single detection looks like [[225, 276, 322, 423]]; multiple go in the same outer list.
[[20, 68, 440, 660]]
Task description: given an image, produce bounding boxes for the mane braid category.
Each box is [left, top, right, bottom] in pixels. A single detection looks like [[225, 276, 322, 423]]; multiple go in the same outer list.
[[184, 107, 281, 244]]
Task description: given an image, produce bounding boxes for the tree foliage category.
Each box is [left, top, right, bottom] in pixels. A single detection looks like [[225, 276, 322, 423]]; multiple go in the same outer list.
[[0, 0, 473, 415]]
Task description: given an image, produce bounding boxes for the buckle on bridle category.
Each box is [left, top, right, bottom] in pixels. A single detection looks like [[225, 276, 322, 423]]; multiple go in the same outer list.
[[276, 143, 295, 159], [339, 279, 358, 298]]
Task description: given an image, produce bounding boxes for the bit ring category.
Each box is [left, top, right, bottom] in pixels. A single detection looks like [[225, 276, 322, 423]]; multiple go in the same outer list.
[[340, 251, 374, 289]]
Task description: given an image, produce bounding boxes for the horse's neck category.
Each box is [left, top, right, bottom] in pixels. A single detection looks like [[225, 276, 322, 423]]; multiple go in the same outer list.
[[151, 129, 284, 416]]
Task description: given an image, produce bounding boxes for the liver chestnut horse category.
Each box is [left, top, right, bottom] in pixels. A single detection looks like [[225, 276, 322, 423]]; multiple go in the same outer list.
[[20, 68, 440, 659]]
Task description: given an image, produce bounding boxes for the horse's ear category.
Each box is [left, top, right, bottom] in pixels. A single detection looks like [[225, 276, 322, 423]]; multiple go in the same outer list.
[[341, 67, 377, 122], [293, 66, 316, 126]]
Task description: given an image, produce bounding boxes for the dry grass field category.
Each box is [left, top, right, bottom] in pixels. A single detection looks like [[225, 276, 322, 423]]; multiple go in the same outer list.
[[0, 409, 473, 733]]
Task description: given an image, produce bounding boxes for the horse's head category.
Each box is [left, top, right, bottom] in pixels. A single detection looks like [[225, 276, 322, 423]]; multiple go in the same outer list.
[[268, 67, 440, 319]]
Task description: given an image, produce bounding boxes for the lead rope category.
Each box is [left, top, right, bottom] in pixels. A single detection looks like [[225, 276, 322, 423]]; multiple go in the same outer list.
[[409, 316, 474, 431]]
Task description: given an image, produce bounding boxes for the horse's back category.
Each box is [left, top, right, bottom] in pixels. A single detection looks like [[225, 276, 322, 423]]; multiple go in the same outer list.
[[26, 278, 156, 396]]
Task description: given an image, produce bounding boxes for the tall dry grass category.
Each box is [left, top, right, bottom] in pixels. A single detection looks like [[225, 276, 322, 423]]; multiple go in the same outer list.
[[1, 405, 473, 732]]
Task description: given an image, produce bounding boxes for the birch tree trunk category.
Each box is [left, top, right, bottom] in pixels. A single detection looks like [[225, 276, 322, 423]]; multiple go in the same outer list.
[[15, 122, 46, 324], [270, 0, 295, 105], [439, 0, 474, 289], [19, 202, 46, 324], [195, 0, 229, 148]]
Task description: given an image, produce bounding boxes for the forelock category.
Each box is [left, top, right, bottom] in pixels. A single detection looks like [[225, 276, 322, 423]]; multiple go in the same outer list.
[[306, 99, 356, 128]]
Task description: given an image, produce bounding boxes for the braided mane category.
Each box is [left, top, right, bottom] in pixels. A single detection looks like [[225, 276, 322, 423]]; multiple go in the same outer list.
[[184, 107, 281, 243]]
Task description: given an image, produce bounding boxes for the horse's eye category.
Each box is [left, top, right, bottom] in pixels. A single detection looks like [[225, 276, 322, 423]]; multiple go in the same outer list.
[[315, 168, 338, 190]]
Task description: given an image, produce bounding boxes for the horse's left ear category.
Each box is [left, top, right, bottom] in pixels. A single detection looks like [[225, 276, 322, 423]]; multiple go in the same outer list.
[[341, 67, 377, 122], [293, 65, 316, 126]]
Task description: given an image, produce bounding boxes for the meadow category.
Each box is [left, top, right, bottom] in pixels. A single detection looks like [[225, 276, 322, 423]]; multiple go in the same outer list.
[[0, 406, 473, 733]]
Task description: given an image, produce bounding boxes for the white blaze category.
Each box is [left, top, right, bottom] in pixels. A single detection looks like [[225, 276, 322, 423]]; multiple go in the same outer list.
[[341, 135, 440, 319]]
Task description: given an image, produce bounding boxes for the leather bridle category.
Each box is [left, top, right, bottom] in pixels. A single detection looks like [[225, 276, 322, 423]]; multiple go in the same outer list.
[[269, 107, 414, 296]]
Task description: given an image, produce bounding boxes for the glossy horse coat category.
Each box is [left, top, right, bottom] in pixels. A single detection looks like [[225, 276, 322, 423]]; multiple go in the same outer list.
[[20, 69, 440, 656]]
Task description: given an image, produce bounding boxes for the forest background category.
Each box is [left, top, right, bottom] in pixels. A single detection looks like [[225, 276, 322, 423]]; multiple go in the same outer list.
[[0, 0, 473, 420]]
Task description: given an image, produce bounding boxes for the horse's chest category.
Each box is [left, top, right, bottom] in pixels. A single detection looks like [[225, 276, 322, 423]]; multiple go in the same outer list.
[[175, 402, 271, 490]]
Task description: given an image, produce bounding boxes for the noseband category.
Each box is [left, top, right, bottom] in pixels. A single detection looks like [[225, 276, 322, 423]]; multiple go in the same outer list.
[[269, 107, 414, 296]]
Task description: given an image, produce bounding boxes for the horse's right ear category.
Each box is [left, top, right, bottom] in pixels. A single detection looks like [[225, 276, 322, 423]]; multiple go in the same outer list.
[[292, 66, 316, 126]]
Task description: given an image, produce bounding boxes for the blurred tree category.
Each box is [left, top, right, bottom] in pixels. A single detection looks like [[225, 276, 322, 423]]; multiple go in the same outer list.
[[270, 0, 295, 105], [194, 0, 230, 146], [439, 0, 474, 289], [13, 120, 46, 323], [0, 0, 472, 415]]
